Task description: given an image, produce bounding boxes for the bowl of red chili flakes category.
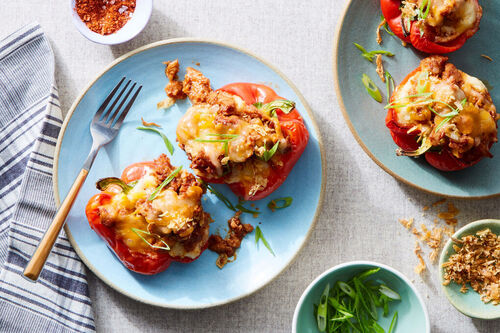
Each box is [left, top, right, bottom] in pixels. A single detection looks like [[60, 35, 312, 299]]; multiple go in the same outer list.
[[71, 0, 152, 45]]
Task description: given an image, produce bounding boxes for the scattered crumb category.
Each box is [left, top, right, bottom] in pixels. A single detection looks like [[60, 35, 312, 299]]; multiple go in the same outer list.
[[376, 54, 385, 82], [481, 54, 493, 62], [438, 202, 459, 225], [414, 242, 426, 274], [442, 229, 500, 305], [376, 19, 385, 45], [399, 199, 461, 275], [432, 198, 446, 207], [399, 218, 414, 229], [157, 97, 175, 110], [141, 117, 161, 127]]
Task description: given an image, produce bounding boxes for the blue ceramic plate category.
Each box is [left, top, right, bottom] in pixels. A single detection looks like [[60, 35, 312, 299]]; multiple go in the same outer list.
[[439, 219, 500, 319], [292, 261, 430, 333], [54, 39, 325, 309], [334, 0, 500, 198]]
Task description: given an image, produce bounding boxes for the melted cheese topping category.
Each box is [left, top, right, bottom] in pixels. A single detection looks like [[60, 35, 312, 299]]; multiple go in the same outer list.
[[402, 0, 479, 40], [392, 68, 497, 155], [429, 0, 478, 38], [99, 169, 208, 258], [177, 94, 283, 183]]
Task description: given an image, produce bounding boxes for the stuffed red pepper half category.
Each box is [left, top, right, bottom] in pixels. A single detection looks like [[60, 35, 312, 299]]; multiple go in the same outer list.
[[161, 60, 309, 201], [386, 55, 498, 171], [381, 0, 482, 54], [85, 154, 212, 274]]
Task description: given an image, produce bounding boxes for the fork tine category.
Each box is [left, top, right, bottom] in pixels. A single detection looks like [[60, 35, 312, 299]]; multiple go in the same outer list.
[[113, 85, 142, 129], [93, 77, 125, 121], [107, 82, 136, 125], [102, 80, 131, 123]]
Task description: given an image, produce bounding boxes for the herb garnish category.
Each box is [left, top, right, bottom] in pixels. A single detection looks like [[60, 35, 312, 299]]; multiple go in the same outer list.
[[261, 141, 280, 162], [314, 268, 400, 332], [131, 228, 170, 251], [255, 226, 275, 256], [385, 71, 395, 98], [137, 126, 174, 155], [235, 204, 259, 215], [96, 177, 133, 193], [268, 197, 293, 211], [418, 0, 432, 21], [194, 133, 239, 155], [354, 43, 395, 62], [201, 180, 259, 216], [380, 15, 396, 37], [148, 166, 182, 201], [254, 99, 295, 117], [362, 74, 383, 103]]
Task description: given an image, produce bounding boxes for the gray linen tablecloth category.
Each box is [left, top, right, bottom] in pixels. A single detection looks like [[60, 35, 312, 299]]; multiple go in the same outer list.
[[1, 1, 499, 332]]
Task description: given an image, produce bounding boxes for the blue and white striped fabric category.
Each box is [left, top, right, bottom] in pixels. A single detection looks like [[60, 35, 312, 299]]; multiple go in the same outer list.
[[0, 23, 95, 332]]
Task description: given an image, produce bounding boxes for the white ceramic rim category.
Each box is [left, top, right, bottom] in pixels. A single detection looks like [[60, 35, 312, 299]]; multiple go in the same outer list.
[[438, 219, 500, 320], [292, 260, 431, 333], [69, 0, 153, 45], [53, 38, 326, 309]]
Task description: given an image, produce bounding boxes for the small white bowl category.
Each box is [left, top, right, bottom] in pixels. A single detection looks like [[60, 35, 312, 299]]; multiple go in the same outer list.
[[70, 0, 153, 45]]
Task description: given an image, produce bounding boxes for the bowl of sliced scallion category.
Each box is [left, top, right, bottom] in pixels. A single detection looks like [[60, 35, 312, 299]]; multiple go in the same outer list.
[[292, 261, 430, 333]]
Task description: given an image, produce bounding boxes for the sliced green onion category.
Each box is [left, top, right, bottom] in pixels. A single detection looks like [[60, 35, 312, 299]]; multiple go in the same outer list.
[[205, 133, 239, 138], [267, 197, 293, 210], [317, 283, 330, 332], [419, 0, 431, 20], [416, 71, 429, 94], [461, 98, 467, 106], [385, 92, 434, 108], [261, 141, 280, 162], [354, 42, 368, 54], [194, 134, 239, 156], [137, 126, 174, 155], [256, 99, 296, 117], [385, 71, 395, 99], [127, 180, 138, 187], [388, 311, 398, 333], [356, 267, 380, 281], [148, 166, 182, 201], [362, 74, 383, 103], [338, 281, 356, 299], [255, 226, 275, 256], [354, 43, 395, 62], [131, 228, 170, 251], [96, 177, 132, 193], [381, 15, 397, 37], [372, 321, 386, 333], [201, 180, 236, 211], [434, 116, 453, 133], [235, 204, 260, 215]]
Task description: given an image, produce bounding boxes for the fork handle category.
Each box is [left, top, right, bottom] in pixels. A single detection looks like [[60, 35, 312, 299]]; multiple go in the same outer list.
[[23, 169, 89, 281]]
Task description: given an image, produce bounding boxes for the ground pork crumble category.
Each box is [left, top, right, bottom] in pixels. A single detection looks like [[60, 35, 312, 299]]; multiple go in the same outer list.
[[207, 212, 254, 269]]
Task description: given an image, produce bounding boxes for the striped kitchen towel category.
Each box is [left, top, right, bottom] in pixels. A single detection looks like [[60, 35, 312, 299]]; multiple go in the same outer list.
[[0, 23, 95, 332]]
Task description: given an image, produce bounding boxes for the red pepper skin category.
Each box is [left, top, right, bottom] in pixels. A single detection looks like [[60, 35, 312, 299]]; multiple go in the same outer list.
[[385, 66, 484, 171], [380, 0, 480, 54], [381, 0, 411, 43], [216, 83, 309, 201], [85, 162, 207, 275]]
